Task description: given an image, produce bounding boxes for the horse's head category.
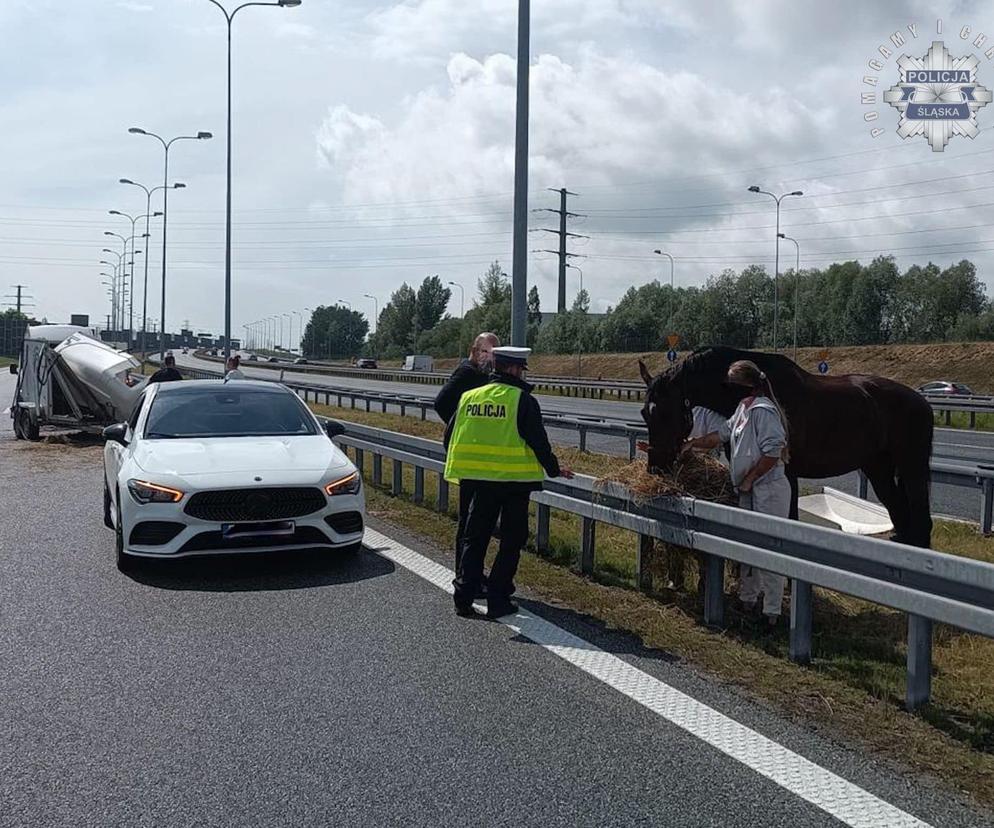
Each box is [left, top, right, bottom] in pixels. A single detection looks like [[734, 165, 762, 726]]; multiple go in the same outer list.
[[638, 359, 693, 471]]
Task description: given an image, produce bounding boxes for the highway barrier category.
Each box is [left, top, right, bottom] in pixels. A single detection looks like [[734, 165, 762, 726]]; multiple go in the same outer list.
[[325, 418, 994, 712], [175, 361, 994, 532]]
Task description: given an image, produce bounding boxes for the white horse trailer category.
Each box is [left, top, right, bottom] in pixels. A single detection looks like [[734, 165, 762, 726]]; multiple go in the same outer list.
[[9, 326, 145, 440]]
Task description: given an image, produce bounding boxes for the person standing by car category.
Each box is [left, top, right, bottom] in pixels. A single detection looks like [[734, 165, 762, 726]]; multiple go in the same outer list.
[[146, 354, 182, 385], [434, 332, 500, 581], [224, 355, 246, 380], [443, 346, 573, 618]]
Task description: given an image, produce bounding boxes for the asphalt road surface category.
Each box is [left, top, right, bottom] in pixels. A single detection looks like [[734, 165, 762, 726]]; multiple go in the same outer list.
[[179, 354, 992, 525], [2, 369, 992, 827]]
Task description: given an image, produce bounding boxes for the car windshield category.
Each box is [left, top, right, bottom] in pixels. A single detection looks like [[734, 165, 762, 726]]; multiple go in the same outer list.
[[144, 386, 317, 438]]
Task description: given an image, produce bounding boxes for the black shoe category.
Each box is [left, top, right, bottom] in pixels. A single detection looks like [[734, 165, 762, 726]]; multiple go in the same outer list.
[[454, 604, 479, 618], [486, 600, 519, 619], [475, 581, 488, 599]]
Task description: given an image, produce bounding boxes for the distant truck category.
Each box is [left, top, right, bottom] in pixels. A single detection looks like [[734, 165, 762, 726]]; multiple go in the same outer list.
[[402, 355, 434, 372], [9, 326, 144, 440]]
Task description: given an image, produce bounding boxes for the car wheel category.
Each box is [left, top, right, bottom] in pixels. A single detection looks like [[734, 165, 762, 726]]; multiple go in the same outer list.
[[114, 490, 138, 573], [103, 481, 114, 529]]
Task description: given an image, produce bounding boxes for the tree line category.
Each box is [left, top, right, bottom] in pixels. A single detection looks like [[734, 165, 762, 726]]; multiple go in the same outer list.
[[300, 256, 994, 360]]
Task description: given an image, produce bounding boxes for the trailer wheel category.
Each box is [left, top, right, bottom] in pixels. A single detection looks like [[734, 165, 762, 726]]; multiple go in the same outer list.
[[12, 410, 24, 440], [14, 408, 38, 441]]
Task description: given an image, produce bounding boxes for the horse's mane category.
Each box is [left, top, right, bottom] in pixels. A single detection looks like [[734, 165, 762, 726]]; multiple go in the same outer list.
[[648, 345, 805, 394]]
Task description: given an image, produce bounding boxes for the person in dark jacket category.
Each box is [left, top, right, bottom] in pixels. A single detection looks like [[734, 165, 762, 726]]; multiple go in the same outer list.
[[146, 354, 182, 384], [443, 347, 573, 618], [433, 332, 499, 423], [435, 332, 499, 585]]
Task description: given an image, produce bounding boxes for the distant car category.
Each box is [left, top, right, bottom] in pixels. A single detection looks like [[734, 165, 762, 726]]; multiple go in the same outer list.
[[294, 357, 308, 365], [267, 356, 279, 363], [102, 380, 363, 571], [917, 381, 975, 396], [355, 358, 377, 369], [247, 354, 259, 362]]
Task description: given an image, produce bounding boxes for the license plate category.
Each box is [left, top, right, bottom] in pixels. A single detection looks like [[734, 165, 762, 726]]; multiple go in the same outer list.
[[222, 520, 295, 539]]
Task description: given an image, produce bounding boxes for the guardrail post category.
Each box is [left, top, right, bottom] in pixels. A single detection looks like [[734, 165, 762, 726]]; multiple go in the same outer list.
[[400, 403, 406, 417], [970, 411, 977, 429], [579, 426, 587, 452], [981, 477, 994, 535], [372, 453, 383, 486], [536, 503, 550, 553], [354, 447, 364, 473], [325, 392, 330, 406], [421, 405, 427, 421], [636, 535, 653, 592], [579, 517, 595, 574], [628, 433, 637, 461], [703, 554, 725, 627], [392, 459, 403, 495], [337, 393, 343, 407], [789, 579, 813, 664], [906, 614, 933, 711], [381, 400, 388, 413], [437, 477, 449, 513], [364, 398, 370, 412], [944, 409, 951, 426], [414, 467, 424, 504], [857, 470, 869, 500]]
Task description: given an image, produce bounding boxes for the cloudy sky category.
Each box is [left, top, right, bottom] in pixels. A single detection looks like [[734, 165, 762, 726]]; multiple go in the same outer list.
[[3, 0, 994, 340]]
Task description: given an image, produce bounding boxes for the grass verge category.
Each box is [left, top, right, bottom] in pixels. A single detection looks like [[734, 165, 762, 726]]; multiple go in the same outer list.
[[936, 411, 994, 433], [315, 401, 994, 807]]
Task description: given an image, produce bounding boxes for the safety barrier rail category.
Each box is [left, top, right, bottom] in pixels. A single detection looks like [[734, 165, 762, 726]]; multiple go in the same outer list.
[[322, 417, 994, 712], [173, 362, 994, 532]]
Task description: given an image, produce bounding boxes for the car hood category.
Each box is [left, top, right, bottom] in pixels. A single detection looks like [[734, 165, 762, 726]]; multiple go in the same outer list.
[[132, 435, 350, 481]]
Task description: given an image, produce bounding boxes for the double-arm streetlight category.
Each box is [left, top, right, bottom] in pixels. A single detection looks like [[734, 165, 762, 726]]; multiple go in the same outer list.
[[446, 282, 464, 318], [778, 233, 802, 363], [121, 175, 180, 354], [748, 185, 803, 351], [129, 127, 212, 359], [652, 249, 675, 289], [203, 0, 303, 360]]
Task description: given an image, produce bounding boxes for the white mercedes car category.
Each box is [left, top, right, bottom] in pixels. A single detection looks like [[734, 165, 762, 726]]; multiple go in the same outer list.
[[102, 379, 364, 571]]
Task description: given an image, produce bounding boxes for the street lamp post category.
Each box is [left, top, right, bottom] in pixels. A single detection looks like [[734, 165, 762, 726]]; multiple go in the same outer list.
[[283, 313, 292, 354], [301, 308, 312, 356], [778, 232, 802, 363], [337, 300, 352, 362], [748, 186, 803, 351], [129, 127, 212, 361], [292, 310, 302, 354], [446, 281, 464, 318], [204, 0, 302, 361], [652, 249, 675, 289], [510, 0, 530, 346], [121, 176, 174, 354]]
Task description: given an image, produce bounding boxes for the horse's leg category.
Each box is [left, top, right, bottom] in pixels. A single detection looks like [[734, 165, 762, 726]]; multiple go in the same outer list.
[[897, 474, 933, 548], [787, 473, 799, 520], [863, 460, 910, 542]]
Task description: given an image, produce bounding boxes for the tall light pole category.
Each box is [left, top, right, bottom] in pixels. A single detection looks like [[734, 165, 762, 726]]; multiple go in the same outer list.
[[779, 232, 802, 363], [102, 245, 128, 333], [121, 175, 174, 354], [301, 308, 312, 356], [652, 249, 675, 289], [129, 127, 212, 361], [748, 186, 803, 351], [446, 281, 464, 318], [292, 310, 302, 354], [204, 0, 302, 361], [282, 312, 292, 354], [337, 300, 352, 361], [510, 0, 530, 346]]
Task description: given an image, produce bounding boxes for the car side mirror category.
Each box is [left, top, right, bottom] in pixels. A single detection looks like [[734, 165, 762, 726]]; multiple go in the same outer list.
[[102, 422, 129, 446], [324, 420, 346, 439], [8, 364, 16, 375]]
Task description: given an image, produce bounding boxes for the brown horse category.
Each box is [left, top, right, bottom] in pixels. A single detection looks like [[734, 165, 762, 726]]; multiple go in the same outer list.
[[638, 347, 934, 548]]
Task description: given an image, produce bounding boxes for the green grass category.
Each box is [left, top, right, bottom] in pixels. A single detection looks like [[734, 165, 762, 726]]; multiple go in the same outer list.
[[935, 410, 994, 433], [312, 398, 994, 804], [0, 356, 15, 368]]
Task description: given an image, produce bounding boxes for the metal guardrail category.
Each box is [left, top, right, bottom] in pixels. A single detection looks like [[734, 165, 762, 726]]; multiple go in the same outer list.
[[175, 362, 994, 532], [323, 417, 994, 711]]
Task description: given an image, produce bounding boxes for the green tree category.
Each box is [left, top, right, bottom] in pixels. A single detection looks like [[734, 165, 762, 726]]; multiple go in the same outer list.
[[527, 285, 542, 324], [414, 275, 451, 341], [478, 260, 511, 305], [302, 305, 368, 359], [373, 283, 417, 354]]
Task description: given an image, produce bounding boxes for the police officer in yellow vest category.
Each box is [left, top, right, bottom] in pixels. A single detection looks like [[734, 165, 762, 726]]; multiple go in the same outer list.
[[443, 346, 573, 618]]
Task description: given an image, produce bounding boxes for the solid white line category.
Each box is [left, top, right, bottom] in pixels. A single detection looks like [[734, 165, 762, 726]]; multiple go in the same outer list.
[[363, 527, 931, 828]]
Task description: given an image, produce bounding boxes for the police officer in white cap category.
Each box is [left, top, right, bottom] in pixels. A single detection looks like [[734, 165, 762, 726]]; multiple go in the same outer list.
[[443, 346, 573, 618]]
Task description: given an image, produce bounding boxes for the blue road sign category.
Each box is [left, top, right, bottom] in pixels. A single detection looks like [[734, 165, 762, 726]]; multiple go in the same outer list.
[[818, 361, 829, 374], [667, 349, 678, 363]]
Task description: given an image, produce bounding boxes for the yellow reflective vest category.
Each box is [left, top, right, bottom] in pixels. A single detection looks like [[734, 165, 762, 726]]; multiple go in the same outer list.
[[443, 382, 545, 483]]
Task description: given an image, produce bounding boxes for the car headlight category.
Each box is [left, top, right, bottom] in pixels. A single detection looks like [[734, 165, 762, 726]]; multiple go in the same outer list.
[[127, 479, 184, 504], [325, 471, 361, 496]]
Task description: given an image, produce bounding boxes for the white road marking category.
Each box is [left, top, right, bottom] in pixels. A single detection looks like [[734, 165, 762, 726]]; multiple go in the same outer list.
[[363, 527, 931, 828]]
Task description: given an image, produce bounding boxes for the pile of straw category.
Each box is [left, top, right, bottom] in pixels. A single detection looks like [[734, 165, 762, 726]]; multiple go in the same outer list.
[[600, 453, 736, 506]]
